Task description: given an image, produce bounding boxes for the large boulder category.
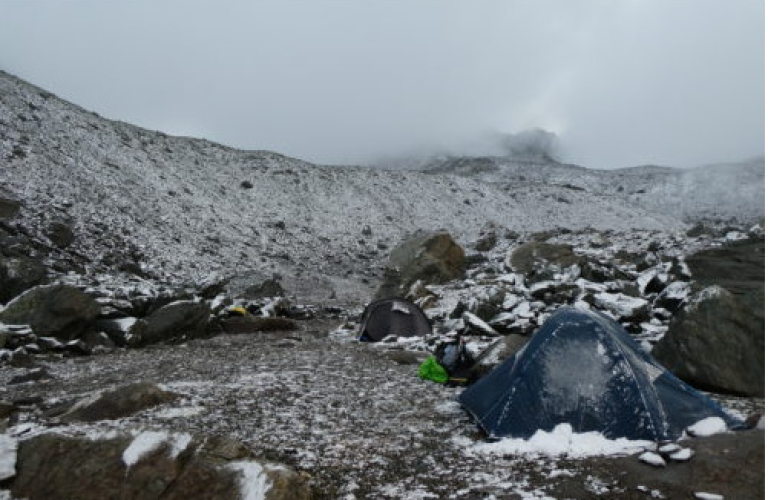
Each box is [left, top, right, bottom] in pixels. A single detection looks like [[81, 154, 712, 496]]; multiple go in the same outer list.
[[684, 239, 764, 295], [505, 242, 583, 281], [653, 286, 764, 396], [652, 239, 765, 396], [0, 256, 48, 304], [375, 230, 465, 299], [0, 285, 99, 341], [11, 432, 311, 500], [138, 300, 211, 346]]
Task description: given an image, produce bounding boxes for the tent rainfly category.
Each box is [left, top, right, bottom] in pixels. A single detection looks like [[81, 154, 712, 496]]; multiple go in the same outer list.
[[359, 297, 432, 342], [459, 308, 743, 441]]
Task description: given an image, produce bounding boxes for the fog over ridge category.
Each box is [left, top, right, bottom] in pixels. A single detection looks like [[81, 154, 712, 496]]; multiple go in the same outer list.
[[0, 0, 762, 169]]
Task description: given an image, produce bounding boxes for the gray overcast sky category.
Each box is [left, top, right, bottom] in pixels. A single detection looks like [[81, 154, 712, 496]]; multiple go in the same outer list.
[[0, 0, 764, 168]]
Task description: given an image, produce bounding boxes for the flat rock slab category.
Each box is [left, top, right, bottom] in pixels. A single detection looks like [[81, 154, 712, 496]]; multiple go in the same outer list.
[[55, 382, 179, 423]]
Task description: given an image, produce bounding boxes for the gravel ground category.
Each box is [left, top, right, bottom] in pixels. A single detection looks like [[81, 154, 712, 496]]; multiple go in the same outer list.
[[0, 320, 763, 500]]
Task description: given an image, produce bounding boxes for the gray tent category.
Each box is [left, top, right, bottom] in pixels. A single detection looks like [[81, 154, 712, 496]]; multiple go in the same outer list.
[[359, 298, 432, 341]]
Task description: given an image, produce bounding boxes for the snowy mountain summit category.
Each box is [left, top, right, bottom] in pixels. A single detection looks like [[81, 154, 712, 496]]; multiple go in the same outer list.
[[0, 70, 763, 303]]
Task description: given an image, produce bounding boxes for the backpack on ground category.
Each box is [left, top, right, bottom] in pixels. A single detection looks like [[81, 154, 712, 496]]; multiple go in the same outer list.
[[433, 335, 475, 386]]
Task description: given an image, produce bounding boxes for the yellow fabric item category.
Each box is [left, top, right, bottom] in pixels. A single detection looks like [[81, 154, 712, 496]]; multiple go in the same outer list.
[[228, 306, 248, 316]]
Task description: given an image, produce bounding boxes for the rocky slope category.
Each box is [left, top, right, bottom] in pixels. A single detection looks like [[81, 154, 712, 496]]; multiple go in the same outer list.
[[5, 70, 761, 305], [416, 154, 764, 224]]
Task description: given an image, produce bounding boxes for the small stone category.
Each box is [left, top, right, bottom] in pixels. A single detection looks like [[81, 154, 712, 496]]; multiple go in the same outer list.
[[461, 312, 499, 336], [638, 451, 666, 467], [37, 337, 64, 350], [657, 443, 681, 455], [669, 447, 693, 462], [8, 368, 51, 385], [693, 493, 724, 500], [65, 339, 92, 355]]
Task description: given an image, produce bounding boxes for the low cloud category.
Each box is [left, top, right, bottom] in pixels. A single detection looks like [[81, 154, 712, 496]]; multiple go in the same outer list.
[[0, 0, 763, 168]]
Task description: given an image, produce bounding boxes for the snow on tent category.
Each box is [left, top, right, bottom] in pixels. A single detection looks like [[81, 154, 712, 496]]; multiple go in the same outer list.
[[459, 308, 743, 441], [359, 298, 432, 341]]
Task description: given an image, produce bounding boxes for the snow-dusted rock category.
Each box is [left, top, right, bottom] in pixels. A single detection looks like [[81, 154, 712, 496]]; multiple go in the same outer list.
[[0, 285, 100, 341], [653, 281, 690, 312], [529, 280, 579, 304], [375, 230, 466, 300], [593, 292, 649, 322], [657, 442, 681, 455], [510, 301, 535, 319], [57, 382, 179, 423], [95, 317, 145, 346], [474, 231, 498, 252], [495, 273, 526, 289], [242, 277, 285, 300], [637, 267, 669, 295], [7, 367, 50, 385], [638, 451, 666, 467], [11, 432, 311, 500], [36, 336, 64, 351], [461, 311, 499, 336], [505, 242, 583, 281], [138, 300, 211, 346], [653, 284, 764, 397], [0, 255, 48, 304], [500, 291, 524, 309]]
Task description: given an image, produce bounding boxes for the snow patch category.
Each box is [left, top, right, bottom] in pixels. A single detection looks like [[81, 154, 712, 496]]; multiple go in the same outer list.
[[227, 461, 272, 500], [113, 317, 138, 331], [690, 286, 727, 307], [154, 406, 206, 419], [0, 435, 17, 481], [694, 493, 724, 500], [466, 424, 652, 459], [122, 431, 168, 467], [122, 431, 191, 468], [434, 400, 463, 416], [686, 417, 728, 437], [669, 447, 693, 461]]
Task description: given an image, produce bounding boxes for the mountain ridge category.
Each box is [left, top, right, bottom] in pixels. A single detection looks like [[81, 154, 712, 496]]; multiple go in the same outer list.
[[0, 70, 762, 303]]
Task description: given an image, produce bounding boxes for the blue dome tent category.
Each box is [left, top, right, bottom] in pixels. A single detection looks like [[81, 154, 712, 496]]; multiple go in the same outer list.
[[459, 308, 743, 441]]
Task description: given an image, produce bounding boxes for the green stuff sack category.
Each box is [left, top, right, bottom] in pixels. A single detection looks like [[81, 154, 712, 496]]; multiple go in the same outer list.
[[418, 356, 449, 384]]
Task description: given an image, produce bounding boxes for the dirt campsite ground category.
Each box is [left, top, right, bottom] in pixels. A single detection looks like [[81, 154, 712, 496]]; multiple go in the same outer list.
[[1, 319, 763, 500]]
